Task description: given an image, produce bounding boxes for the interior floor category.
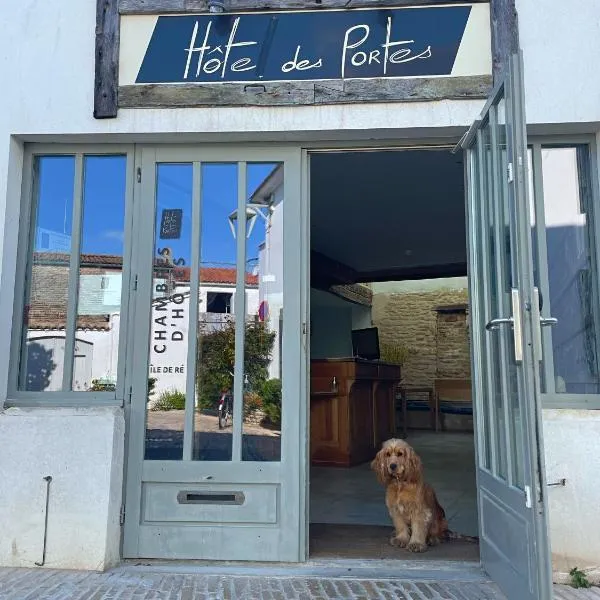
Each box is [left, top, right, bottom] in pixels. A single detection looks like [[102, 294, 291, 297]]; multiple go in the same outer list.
[[309, 431, 478, 561]]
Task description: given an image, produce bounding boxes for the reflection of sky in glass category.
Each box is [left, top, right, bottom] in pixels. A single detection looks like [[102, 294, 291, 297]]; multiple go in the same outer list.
[[38, 160, 276, 266], [82, 156, 127, 255], [36, 157, 75, 250]]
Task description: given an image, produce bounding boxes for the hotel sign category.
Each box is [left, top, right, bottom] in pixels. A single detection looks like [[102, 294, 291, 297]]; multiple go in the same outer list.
[[119, 5, 492, 86]]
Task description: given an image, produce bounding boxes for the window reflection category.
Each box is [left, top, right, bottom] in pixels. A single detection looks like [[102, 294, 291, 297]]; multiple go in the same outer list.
[[242, 163, 283, 462], [145, 163, 193, 460], [20, 155, 127, 393], [20, 156, 75, 391], [541, 146, 600, 394], [75, 156, 127, 392]]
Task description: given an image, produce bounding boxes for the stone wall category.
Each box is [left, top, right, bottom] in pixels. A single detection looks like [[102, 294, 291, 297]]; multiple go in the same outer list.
[[372, 287, 470, 388]]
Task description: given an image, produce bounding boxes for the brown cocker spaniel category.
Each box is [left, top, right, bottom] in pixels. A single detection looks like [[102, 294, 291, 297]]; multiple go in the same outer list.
[[371, 438, 448, 553]]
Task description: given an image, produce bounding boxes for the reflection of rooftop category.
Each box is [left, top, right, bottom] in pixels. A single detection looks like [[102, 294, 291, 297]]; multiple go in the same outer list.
[[32, 253, 258, 285]]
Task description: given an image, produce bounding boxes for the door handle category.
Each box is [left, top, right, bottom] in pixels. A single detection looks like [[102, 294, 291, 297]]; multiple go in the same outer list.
[[485, 317, 514, 331], [485, 289, 523, 362], [532, 288, 558, 361]]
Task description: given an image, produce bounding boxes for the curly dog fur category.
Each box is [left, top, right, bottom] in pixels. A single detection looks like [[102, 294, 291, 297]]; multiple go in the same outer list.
[[371, 438, 448, 553]]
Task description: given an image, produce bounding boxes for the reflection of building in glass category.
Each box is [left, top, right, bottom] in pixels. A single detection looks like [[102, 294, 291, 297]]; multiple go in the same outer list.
[[35, 228, 71, 252], [540, 147, 600, 394], [252, 165, 284, 380], [24, 253, 259, 394]]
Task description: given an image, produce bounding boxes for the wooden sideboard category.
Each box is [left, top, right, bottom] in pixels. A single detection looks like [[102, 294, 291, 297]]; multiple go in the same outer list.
[[310, 358, 401, 467]]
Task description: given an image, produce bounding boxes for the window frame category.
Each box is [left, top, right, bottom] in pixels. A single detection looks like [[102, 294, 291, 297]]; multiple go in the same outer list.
[[529, 134, 600, 410], [7, 144, 136, 407]]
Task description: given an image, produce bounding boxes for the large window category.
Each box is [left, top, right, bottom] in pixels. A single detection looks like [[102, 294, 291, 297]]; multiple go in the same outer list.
[[531, 143, 600, 400], [15, 152, 130, 398]]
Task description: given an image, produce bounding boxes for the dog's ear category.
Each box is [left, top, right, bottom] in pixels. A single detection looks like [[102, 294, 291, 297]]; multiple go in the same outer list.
[[371, 448, 389, 485], [405, 446, 423, 483]]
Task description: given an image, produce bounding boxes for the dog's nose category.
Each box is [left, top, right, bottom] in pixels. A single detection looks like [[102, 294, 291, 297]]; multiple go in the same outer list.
[[390, 463, 397, 471]]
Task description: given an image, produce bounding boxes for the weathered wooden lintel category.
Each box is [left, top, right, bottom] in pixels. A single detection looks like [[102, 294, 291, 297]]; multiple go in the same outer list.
[[94, 0, 119, 119], [489, 0, 518, 81], [119, 75, 492, 109], [119, 0, 488, 15]]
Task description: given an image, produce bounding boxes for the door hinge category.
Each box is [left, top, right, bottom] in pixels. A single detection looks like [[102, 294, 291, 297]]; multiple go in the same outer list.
[[136, 167, 142, 183], [127, 385, 133, 404], [507, 162, 514, 183], [133, 274, 138, 291], [302, 322, 307, 335], [119, 504, 126, 526], [525, 485, 532, 509]]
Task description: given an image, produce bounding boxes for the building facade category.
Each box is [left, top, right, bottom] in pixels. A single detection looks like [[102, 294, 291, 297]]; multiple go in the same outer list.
[[0, 1, 599, 598]]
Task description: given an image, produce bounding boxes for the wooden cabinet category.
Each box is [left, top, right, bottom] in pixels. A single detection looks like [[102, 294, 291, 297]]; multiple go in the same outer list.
[[310, 358, 400, 467]]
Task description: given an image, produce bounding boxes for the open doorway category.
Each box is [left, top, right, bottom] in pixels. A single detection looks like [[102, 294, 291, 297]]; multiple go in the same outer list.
[[308, 148, 479, 561]]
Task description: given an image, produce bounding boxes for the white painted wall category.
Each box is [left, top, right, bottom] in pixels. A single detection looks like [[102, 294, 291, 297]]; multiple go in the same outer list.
[[310, 288, 372, 359], [259, 185, 284, 380], [0, 407, 125, 570], [517, 0, 600, 128], [543, 410, 600, 584]]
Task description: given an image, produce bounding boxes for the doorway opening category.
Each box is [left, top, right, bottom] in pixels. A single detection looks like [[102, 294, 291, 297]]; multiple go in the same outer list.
[[308, 148, 479, 562]]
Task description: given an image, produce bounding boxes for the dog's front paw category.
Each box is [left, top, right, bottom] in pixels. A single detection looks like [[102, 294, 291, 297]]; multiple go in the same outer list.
[[390, 534, 409, 548], [427, 536, 441, 547], [407, 541, 427, 553]]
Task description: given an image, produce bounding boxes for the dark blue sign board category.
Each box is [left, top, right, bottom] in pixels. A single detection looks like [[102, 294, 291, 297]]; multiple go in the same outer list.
[[136, 6, 472, 84], [159, 209, 183, 240]]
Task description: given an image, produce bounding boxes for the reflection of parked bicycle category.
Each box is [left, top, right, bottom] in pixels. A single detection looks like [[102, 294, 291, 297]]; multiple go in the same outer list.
[[218, 390, 232, 430], [217, 373, 251, 430]]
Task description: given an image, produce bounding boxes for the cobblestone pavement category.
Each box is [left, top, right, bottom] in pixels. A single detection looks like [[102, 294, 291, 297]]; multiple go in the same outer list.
[[0, 567, 597, 599]]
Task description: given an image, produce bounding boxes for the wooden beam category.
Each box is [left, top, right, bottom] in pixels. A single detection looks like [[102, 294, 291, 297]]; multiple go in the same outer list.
[[119, 0, 489, 15], [330, 284, 373, 307], [119, 75, 491, 109], [353, 262, 468, 282], [490, 0, 519, 82], [94, 0, 120, 119], [311, 251, 358, 288]]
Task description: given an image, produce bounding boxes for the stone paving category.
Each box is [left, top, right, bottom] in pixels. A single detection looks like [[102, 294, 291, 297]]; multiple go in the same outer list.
[[0, 567, 598, 599], [0, 568, 505, 600]]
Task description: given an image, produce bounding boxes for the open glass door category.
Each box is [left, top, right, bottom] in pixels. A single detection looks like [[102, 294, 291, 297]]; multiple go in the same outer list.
[[123, 146, 304, 561], [462, 53, 553, 599]]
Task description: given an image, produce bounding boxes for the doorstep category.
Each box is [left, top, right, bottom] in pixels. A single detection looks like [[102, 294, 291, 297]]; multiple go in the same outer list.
[[0, 563, 595, 599]]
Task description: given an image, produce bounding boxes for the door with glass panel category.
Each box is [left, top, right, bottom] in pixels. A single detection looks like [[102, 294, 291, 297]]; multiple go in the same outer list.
[[123, 146, 304, 561], [461, 53, 552, 599]]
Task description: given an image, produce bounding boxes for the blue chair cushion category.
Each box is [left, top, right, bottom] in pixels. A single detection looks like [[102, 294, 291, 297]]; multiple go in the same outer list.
[[440, 401, 473, 415], [406, 400, 431, 412]]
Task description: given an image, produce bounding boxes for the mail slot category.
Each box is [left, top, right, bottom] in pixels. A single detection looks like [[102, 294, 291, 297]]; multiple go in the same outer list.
[[177, 490, 245, 505]]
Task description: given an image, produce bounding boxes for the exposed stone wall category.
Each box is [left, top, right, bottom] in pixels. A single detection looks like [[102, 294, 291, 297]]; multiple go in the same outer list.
[[372, 288, 470, 389]]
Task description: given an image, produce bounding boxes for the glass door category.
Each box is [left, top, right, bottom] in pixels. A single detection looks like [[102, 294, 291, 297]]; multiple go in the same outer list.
[[463, 53, 553, 599], [123, 146, 305, 561]]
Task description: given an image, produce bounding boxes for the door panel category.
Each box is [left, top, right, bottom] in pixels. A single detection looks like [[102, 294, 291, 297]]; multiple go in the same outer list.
[[123, 146, 304, 562], [463, 53, 553, 599]]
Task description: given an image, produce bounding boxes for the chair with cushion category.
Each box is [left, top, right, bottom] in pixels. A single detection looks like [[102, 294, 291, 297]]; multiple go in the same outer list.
[[434, 378, 472, 431]]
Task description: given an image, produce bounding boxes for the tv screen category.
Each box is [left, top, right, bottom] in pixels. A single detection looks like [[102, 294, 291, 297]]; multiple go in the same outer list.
[[351, 327, 380, 361]]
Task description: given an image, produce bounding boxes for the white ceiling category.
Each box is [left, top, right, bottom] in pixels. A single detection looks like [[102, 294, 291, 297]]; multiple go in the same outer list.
[[310, 149, 467, 282]]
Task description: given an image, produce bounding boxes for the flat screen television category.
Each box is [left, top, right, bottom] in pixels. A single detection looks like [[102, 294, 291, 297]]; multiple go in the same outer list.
[[351, 327, 380, 361]]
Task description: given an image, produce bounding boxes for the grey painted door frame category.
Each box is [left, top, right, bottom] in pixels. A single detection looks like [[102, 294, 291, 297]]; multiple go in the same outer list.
[[122, 144, 306, 562], [461, 52, 553, 599]]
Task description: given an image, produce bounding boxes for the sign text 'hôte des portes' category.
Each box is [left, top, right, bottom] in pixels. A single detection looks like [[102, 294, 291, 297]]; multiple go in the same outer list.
[[135, 6, 472, 84]]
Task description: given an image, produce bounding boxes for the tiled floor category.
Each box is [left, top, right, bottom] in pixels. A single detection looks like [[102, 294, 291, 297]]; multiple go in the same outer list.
[[310, 431, 478, 537]]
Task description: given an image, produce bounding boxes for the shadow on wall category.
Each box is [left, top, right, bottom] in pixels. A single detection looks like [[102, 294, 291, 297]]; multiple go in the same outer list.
[[25, 341, 57, 391]]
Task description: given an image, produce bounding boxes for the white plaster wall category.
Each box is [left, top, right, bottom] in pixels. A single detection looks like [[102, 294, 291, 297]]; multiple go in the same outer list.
[[0, 407, 125, 570], [543, 409, 600, 584], [517, 0, 600, 127]]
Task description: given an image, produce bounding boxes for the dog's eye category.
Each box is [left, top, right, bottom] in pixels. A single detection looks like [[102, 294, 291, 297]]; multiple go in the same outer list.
[[397, 451, 403, 456]]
